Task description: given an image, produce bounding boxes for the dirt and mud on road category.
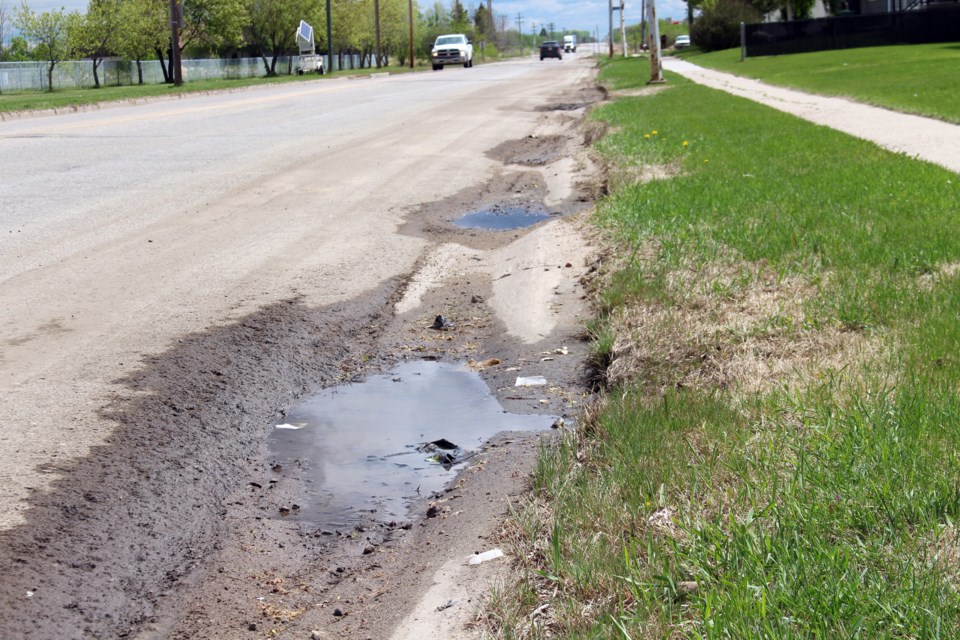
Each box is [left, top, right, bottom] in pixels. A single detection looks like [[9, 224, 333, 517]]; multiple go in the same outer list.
[[0, 78, 606, 639]]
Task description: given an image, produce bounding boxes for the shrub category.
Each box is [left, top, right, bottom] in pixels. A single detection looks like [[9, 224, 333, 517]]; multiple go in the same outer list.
[[690, 0, 762, 52]]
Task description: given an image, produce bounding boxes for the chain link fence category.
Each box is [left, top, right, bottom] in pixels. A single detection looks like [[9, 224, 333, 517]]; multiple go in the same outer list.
[[0, 54, 368, 93]]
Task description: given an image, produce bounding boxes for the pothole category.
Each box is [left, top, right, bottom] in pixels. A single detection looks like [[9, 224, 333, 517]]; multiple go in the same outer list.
[[535, 102, 591, 112], [453, 205, 554, 231], [486, 135, 568, 167], [267, 359, 555, 528]]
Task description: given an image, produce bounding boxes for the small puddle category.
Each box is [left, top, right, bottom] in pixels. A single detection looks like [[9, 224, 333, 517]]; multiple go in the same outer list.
[[267, 360, 553, 528], [454, 206, 552, 231]]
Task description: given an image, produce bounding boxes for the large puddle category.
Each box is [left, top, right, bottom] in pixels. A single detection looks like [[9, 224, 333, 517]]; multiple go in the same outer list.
[[268, 360, 553, 528], [454, 206, 552, 231]]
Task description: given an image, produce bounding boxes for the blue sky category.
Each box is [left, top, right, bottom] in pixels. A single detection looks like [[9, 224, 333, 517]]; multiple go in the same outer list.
[[17, 0, 690, 40], [491, 0, 689, 37]]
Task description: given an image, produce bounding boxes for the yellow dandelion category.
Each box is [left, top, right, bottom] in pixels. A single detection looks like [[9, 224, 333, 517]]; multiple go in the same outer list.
[[683, 140, 689, 147], [644, 134, 651, 139], [652, 130, 658, 135], [705, 159, 710, 163]]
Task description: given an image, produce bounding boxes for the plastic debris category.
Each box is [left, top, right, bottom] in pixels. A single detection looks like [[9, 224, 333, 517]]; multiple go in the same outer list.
[[423, 438, 458, 450], [555, 346, 569, 355], [515, 376, 547, 387], [431, 315, 454, 331], [275, 423, 305, 430], [466, 548, 505, 565]]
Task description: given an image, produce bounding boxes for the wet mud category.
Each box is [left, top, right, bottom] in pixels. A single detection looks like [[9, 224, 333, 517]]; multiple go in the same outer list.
[[0, 289, 397, 639]]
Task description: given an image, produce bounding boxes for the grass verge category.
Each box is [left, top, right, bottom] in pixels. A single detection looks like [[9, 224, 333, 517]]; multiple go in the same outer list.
[[684, 42, 960, 124], [0, 64, 420, 114], [489, 57, 960, 638]]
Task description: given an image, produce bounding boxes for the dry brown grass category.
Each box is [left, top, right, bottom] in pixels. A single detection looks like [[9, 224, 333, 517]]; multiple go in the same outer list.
[[606, 161, 684, 193], [601, 240, 885, 396]]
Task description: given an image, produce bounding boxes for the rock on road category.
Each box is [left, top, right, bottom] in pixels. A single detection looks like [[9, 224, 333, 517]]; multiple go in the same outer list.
[[0, 56, 595, 638]]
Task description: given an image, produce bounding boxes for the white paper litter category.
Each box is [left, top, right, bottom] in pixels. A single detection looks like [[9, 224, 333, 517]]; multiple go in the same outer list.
[[515, 376, 547, 387], [466, 548, 505, 565], [275, 423, 305, 430]]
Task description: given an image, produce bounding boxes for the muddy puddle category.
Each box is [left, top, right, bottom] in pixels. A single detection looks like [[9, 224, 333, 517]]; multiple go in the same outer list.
[[454, 206, 553, 231], [268, 360, 554, 528]]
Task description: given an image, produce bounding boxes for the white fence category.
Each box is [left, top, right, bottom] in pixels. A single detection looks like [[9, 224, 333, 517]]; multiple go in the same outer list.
[[0, 54, 368, 93]]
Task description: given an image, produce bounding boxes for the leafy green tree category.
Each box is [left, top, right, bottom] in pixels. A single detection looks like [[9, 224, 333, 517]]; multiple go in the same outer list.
[[690, 0, 760, 50], [181, 0, 249, 55], [69, 0, 121, 88], [376, 0, 409, 66], [115, 0, 168, 84], [423, 1, 447, 28], [246, 0, 322, 76], [6, 34, 31, 61], [14, 4, 74, 91], [449, 0, 467, 30], [0, 0, 10, 61], [472, 3, 489, 37]]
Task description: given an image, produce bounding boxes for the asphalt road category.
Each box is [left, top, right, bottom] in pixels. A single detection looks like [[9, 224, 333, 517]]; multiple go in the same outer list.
[[0, 54, 594, 534]]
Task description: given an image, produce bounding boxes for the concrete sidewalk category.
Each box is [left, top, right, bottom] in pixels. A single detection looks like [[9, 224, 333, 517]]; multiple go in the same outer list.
[[663, 58, 960, 175]]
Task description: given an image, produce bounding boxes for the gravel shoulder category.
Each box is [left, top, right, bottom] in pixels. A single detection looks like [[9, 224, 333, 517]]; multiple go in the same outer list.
[[664, 57, 960, 174]]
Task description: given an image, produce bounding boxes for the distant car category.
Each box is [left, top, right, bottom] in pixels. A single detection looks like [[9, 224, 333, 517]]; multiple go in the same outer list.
[[674, 34, 691, 49], [540, 41, 562, 60], [431, 34, 474, 70]]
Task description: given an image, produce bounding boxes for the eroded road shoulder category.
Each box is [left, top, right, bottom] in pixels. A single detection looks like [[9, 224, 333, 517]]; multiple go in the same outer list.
[[0, 66, 604, 640], [138, 80, 603, 640]]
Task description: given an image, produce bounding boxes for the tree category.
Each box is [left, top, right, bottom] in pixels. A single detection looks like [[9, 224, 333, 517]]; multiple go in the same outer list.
[[375, 0, 408, 67], [180, 0, 248, 55], [6, 34, 30, 60], [0, 0, 9, 61], [449, 0, 467, 30], [115, 0, 168, 84], [689, 0, 760, 50], [150, 0, 248, 83], [15, 4, 74, 92], [685, 0, 705, 26], [246, 0, 322, 76], [69, 0, 121, 89]]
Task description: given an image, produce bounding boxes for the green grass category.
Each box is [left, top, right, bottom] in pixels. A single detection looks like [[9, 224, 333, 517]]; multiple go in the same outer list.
[[687, 42, 960, 124], [493, 57, 960, 639], [0, 63, 421, 113]]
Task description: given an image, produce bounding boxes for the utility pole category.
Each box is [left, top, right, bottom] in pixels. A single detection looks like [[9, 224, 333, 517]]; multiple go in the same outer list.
[[168, 0, 182, 85], [408, 0, 415, 68], [531, 22, 536, 48], [620, 1, 627, 57], [647, 0, 664, 83], [641, 0, 647, 51], [548, 22, 554, 39], [487, 0, 494, 45], [516, 13, 523, 56], [374, 0, 382, 68], [608, 0, 614, 58], [326, 0, 333, 73]]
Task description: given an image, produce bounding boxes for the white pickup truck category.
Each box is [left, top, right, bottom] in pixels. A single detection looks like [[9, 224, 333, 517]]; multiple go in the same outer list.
[[431, 34, 474, 70]]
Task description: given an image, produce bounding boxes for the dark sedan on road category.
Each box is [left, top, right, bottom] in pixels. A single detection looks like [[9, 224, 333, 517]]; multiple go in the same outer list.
[[540, 41, 562, 60]]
